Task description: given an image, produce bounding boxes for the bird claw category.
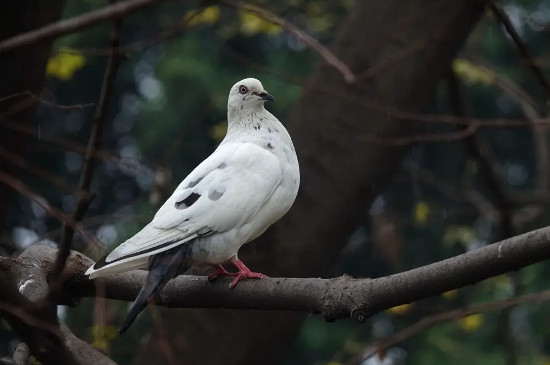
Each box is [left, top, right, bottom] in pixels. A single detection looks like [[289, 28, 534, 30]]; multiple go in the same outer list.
[[208, 260, 268, 287], [228, 271, 268, 288], [208, 264, 237, 282]]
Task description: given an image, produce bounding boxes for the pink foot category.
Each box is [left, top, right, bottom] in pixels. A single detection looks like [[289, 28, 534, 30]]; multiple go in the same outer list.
[[208, 264, 237, 282], [228, 258, 268, 288]]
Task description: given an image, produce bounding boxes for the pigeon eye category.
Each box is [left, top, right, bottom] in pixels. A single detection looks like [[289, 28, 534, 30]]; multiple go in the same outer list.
[[239, 85, 248, 94]]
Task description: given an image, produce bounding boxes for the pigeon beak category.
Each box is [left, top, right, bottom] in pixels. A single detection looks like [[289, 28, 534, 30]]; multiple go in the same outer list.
[[259, 91, 275, 102]]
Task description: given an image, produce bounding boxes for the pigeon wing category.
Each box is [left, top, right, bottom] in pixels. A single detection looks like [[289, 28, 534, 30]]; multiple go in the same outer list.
[[153, 142, 283, 232], [86, 142, 281, 278]]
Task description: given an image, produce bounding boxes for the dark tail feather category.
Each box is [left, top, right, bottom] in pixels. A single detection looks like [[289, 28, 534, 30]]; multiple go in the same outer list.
[[118, 243, 192, 334], [118, 269, 165, 334]]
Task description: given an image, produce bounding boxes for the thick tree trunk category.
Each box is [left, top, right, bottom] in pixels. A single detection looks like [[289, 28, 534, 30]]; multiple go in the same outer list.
[[0, 1, 66, 227], [135, 1, 484, 364]]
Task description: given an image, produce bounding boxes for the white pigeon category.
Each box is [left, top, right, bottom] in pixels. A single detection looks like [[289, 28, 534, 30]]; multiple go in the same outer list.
[[85, 78, 300, 333]]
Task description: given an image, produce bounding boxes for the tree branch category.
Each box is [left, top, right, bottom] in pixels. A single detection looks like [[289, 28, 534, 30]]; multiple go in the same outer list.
[[219, 0, 355, 83], [0, 242, 117, 365], [12, 342, 29, 365], [0, 0, 173, 55], [0, 269, 77, 364], [54, 8, 125, 292], [349, 288, 550, 365], [487, 0, 550, 101], [448, 68, 520, 364], [0, 171, 98, 247], [0, 226, 548, 322]]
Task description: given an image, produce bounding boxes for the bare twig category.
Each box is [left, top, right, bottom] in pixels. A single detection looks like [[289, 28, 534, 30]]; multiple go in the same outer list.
[[355, 36, 431, 81], [57, 4, 205, 57], [0, 121, 152, 176], [362, 120, 479, 146], [0, 145, 89, 196], [353, 288, 550, 364], [219, 0, 355, 83], [468, 60, 550, 229], [448, 69, 520, 365], [466, 60, 549, 192], [0, 0, 175, 55], [404, 162, 498, 220], [487, 0, 550, 101], [313, 85, 550, 127], [54, 4, 125, 292], [447, 71, 514, 239], [0, 91, 94, 110], [0, 171, 97, 246]]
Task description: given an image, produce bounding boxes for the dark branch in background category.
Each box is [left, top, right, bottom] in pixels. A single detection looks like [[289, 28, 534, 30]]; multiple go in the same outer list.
[[218, 0, 355, 83], [0, 145, 89, 197], [447, 71, 514, 239], [0, 121, 152, 176], [350, 289, 550, 365], [59, 3, 206, 57], [0, 0, 173, 55], [363, 121, 479, 146], [482, 2, 550, 227], [465, 61, 550, 219], [0, 171, 97, 246], [447, 70, 519, 365], [0, 91, 94, 111], [404, 162, 498, 220], [487, 0, 550, 101], [53, 11, 125, 293], [0, 0, 355, 84]]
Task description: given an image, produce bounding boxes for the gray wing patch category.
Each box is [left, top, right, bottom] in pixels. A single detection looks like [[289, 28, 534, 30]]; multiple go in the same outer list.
[[208, 186, 226, 201], [187, 176, 203, 188]]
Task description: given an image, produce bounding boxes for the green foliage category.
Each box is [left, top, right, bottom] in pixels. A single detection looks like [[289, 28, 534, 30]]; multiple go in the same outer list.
[[4, 0, 550, 364]]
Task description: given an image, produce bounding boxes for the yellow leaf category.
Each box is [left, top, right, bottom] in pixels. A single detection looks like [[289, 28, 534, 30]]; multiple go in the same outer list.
[[210, 121, 227, 142], [388, 303, 412, 315], [343, 339, 362, 354], [185, 6, 221, 26], [453, 59, 495, 85], [46, 50, 86, 81], [442, 289, 458, 300], [442, 225, 475, 247], [92, 338, 110, 352], [90, 324, 118, 351], [239, 10, 282, 35], [414, 201, 429, 224], [459, 314, 483, 331]]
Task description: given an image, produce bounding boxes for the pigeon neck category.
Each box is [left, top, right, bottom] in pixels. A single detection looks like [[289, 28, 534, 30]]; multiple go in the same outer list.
[[227, 104, 266, 130]]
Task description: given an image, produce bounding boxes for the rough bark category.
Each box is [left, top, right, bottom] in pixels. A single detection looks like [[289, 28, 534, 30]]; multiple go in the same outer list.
[[135, 1, 485, 365], [0, 0, 66, 226], [2, 223, 549, 363], [3, 225, 549, 321], [0, 243, 117, 365]]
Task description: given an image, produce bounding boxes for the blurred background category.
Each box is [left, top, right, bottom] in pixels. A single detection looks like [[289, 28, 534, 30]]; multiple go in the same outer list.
[[1, 0, 550, 364]]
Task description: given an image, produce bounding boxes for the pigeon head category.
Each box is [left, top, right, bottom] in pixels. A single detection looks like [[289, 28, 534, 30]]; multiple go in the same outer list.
[[228, 78, 274, 111]]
